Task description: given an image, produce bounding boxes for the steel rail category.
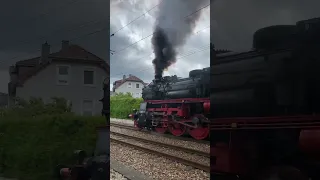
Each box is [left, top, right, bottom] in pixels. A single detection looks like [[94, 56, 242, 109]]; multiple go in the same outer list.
[[111, 131, 210, 157], [110, 122, 210, 145]]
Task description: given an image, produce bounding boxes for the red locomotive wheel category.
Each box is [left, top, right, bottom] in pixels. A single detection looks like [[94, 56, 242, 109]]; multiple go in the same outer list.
[[169, 122, 186, 136], [133, 120, 142, 130], [188, 125, 210, 140]]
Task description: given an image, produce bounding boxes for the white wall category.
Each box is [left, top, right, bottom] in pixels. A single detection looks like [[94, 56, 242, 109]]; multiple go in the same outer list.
[[115, 81, 144, 98], [16, 61, 107, 115]]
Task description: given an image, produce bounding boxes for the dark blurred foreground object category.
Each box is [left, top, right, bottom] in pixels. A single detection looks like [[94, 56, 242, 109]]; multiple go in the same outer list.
[[100, 77, 110, 125], [54, 127, 110, 180]]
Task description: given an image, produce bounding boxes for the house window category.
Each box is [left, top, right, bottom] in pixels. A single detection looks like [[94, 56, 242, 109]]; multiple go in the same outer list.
[[84, 69, 94, 85], [56, 65, 70, 85], [136, 83, 139, 88], [128, 82, 132, 88], [82, 100, 94, 116]]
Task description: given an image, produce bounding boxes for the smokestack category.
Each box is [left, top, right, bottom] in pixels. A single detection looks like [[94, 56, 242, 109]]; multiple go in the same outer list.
[[61, 40, 69, 51], [40, 42, 50, 64], [151, 0, 209, 79]]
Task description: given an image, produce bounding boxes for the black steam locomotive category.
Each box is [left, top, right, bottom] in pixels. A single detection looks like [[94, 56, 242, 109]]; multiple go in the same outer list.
[[142, 67, 210, 100], [135, 69, 211, 140], [211, 17, 320, 118]]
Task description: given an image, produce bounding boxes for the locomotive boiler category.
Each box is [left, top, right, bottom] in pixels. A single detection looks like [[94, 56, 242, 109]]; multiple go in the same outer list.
[[142, 67, 210, 100]]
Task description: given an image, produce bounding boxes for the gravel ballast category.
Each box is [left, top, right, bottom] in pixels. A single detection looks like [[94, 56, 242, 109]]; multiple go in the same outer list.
[[111, 142, 210, 180]]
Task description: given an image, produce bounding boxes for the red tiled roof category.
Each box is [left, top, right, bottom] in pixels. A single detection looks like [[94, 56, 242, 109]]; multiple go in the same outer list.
[[13, 44, 109, 86], [113, 75, 144, 90], [16, 57, 40, 66], [50, 45, 104, 60]]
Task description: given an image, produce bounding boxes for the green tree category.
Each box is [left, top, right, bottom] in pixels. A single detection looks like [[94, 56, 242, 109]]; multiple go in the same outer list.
[[110, 93, 143, 119]]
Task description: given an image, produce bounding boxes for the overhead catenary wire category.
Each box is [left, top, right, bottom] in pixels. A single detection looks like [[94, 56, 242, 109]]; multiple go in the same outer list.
[[132, 47, 210, 74], [110, 47, 210, 93], [111, 3, 210, 54], [2, 26, 108, 65], [110, 25, 210, 69], [111, 45, 210, 78], [110, 0, 163, 37]]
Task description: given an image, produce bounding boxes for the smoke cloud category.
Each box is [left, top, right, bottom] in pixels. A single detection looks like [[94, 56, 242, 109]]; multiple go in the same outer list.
[[152, 0, 209, 80]]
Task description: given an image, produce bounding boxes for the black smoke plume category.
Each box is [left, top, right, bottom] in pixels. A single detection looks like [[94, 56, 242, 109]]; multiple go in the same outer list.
[[151, 0, 209, 80], [151, 27, 176, 80]]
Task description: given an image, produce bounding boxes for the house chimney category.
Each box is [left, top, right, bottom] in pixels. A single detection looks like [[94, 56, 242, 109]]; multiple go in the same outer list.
[[61, 40, 69, 51], [40, 42, 50, 64], [123, 75, 126, 80], [9, 66, 17, 82]]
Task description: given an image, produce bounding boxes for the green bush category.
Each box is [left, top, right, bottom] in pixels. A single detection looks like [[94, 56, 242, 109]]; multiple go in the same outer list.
[[0, 97, 73, 118], [0, 97, 105, 180], [110, 93, 143, 119]]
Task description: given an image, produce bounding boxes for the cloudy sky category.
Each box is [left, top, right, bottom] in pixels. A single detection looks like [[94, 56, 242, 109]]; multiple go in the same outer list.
[[0, 0, 109, 93], [212, 0, 320, 51], [110, 0, 211, 90]]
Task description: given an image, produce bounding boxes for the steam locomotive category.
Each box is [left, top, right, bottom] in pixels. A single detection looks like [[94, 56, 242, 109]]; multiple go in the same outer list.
[[132, 67, 211, 140]]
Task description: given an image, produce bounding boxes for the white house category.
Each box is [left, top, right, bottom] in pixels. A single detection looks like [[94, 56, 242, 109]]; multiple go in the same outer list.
[[112, 75, 147, 98], [8, 40, 109, 116]]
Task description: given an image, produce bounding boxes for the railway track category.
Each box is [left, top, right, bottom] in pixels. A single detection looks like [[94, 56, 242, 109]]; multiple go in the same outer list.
[[111, 131, 210, 157], [110, 133, 210, 172], [110, 122, 210, 145]]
